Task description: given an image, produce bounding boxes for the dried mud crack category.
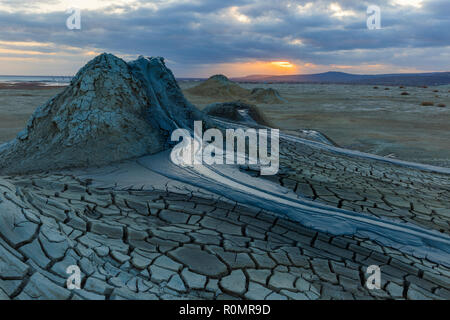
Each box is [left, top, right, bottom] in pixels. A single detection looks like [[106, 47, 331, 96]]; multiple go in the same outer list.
[[0, 169, 448, 300], [0, 53, 448, 300]]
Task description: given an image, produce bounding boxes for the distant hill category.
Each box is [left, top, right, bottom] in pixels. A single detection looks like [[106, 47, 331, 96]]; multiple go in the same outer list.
[[232, 71, 450, 86], [185, 74, 285, 104], [185, 74, 249, 99]]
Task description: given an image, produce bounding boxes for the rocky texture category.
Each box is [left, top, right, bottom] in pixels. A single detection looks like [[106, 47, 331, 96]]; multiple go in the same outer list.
[[0, 53, 204, 175]]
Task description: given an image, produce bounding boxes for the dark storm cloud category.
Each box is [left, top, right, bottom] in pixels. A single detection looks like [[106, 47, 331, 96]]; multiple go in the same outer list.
[[0, 0, 449, 74]]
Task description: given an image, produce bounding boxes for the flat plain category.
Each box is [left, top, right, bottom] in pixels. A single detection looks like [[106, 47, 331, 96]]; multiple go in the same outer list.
[[181, 81, 450, 167]]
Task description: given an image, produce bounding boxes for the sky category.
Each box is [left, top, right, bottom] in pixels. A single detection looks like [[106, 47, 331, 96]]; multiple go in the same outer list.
[[0, 0, 448, 77]]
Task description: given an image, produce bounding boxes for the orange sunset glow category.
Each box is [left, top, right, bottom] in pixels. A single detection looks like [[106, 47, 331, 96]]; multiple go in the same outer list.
[[271, 61, 294, 68], [205, 60, 299, 77]]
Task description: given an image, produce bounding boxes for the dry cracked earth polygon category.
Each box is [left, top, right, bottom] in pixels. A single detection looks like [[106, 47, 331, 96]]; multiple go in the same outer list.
[[0, 137, 449, 300]]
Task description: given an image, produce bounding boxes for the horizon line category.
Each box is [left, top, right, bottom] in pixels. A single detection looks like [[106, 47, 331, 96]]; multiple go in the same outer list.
[[1, 70, 450, 79]]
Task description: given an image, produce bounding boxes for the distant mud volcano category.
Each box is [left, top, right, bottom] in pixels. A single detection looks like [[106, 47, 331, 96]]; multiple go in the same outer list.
[[0, 53, 204, 175], [186, 75, 248, 100], [204, 101, 272, 126], [249, 87, 285, 104], [186, 75, 285, 104]]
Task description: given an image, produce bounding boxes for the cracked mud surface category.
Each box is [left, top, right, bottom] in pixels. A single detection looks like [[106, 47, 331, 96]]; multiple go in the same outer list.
[[273, 138, 450, 235], [1, 54, 448, 301], [0, 161, 449, 300]]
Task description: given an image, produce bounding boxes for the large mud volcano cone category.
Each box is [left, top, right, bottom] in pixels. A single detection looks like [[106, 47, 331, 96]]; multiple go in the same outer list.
[[0, 53, 204, 175]]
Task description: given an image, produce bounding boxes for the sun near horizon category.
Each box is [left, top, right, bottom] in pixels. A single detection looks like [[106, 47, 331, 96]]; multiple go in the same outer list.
[[270, 61, 294, 69], [201, 60, 300, 78]]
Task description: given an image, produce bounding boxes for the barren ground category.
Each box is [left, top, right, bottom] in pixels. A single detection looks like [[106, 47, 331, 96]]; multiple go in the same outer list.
[[1, 82, 449, 166]]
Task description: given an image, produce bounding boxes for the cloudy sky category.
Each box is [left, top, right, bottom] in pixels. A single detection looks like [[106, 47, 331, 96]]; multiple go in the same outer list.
[[0, 0, 448, 77]]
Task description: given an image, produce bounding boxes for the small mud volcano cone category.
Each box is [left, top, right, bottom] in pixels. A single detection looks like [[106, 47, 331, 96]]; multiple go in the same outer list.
[[250, 88, 285, 104], [204, 101, 272, 126]]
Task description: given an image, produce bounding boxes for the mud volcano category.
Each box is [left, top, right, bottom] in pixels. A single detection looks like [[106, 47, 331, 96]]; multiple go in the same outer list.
[[186, 75, 285, 104], [0, 54, 449, 301], [203, 101, 272, 126], [185, 74, 249, 100], [250, 88, 285, 104], [0, 53, 204, 175]]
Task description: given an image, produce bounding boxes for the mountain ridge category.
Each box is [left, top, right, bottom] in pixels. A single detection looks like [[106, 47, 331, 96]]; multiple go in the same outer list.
[[230, 71, 450, 86]]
